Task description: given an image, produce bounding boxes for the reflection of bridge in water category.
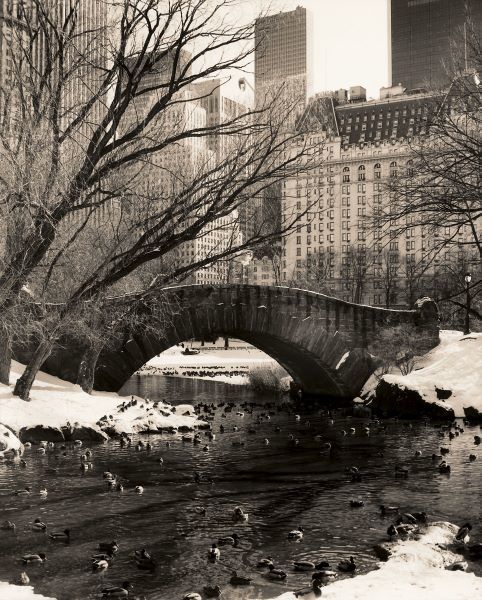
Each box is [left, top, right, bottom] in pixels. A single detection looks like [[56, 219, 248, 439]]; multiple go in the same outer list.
[[48, 285, 440, 399]]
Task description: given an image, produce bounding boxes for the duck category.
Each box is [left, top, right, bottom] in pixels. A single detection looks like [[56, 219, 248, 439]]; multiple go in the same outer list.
[[20, 553, 47, 564], [183, 594, 201, 600], [134, 485, 144, 494], [314, 560, 331, 570], [312, 568, 337, 580], [473, 435, 480, 445], [294, 580, 323, 598], [218, 533, 239, 546], [73, 440, 83, 447], [266, 564, 287, 580], [14, 487, 31, 496], [446, 561, 468, 571], [229, 572, 252, 586], [208, 544, 220, 562], [92, 552, 114, 562], [380, 505, 399, 516], [288, 527, 304, 541], [350, 499, 364, 508], [1, 520, 16, 531], [98, 541, 119, 554], [36, 447, 46, 455], [92, 558, 109, 571], [438, 461, 451, 474], [32, 518, 47, 531], [39, 487, 48, 497], [337, 556, 356, 572], [387, 524, 399, 540], [49, 528, 70, 541], [411, 511, 428, 523], [294, 560, 316, 571], [24, 442, 32, 449], [16, 572, 30, 585], [202, 585, 221, 598], [414, 450, 422, 457], [232, 507, 248, 522], [257, 557, 274, 568], [135, 553, 156, 570], [455, 523, 472, 544], [101, 582, 132, 597], [396, 513, 418, 525]]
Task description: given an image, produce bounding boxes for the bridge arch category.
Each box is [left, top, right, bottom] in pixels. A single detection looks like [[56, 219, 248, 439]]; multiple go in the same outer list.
[[91, 285, 439, 399]]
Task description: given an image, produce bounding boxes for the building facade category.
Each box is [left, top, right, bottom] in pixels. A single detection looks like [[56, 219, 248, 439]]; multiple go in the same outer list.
[[390, 0, 482, 90], [280, 84, 475, 308]]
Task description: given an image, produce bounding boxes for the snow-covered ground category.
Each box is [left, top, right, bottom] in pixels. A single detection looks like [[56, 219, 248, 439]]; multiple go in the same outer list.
[[138, 343, 277, 386], [0, 582, 56, 600], [363, 330, 482, 418], [267, 522, 482, 600], [0, 361, 204, 449]]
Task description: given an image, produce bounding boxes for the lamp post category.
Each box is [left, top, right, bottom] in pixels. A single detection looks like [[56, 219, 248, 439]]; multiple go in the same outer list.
[[464, 272, 471, 335]]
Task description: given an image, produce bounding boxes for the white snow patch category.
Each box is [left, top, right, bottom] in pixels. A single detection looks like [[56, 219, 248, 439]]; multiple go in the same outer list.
[[335, 351, 350, 370], [362, 330, 482, 417], [265, 522, 482, 600], [0, 361, 204, 437], [0, 423, 23, 458], [0, 582, 55, 599]]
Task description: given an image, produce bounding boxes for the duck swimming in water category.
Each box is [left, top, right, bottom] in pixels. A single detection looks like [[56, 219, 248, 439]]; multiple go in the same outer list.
[[337, 556, 356, 572], [20, 553, 46, 564], [288, 526, 304, 541], [266, 564, 287, 580], [101, 581, 132, 598], [294, 560, 315, 571], [257, 557, 274, 568], [49, 528, 70, 541], [294, 580, 323, 598], [218, 533, 239, 546], [208, 544, 220, 562], [32, 518, 47, 531], [232, 507, 248, 522]]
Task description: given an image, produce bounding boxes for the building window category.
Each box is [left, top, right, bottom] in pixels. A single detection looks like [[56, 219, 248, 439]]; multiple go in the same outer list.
[[358, 165, 366, 181]]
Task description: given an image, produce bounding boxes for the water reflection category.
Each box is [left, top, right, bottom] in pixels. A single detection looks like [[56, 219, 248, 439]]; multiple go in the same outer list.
[[0, 375, 480, 600]]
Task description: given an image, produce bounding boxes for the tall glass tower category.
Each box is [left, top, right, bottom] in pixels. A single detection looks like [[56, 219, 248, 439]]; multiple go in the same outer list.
[[390, 0, 482, 90]]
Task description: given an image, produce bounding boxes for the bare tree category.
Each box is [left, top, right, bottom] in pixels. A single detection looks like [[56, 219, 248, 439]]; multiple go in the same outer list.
[[0, 0, 321, 385]]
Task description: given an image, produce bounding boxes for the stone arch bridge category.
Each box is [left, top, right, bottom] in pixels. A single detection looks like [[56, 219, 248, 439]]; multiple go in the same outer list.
[[40, 285, 439, 400]]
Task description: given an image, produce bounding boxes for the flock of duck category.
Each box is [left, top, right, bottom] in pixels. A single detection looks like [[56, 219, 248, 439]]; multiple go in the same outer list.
[[1, 397, 481, 599]]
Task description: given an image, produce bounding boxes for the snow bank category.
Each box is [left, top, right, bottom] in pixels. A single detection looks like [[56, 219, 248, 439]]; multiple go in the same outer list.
[[0, 361, 204, 439], [0, 423, 23, 457], [0, 582, 55, 600], [267, 522, 482, 600], [363, 330, 482, 418]]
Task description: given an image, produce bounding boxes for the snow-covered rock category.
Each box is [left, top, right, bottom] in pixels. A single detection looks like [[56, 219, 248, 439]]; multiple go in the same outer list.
[[0, 424, 23, 457], [364, 331, 482, 419], [0, 361, 204, 441], [266, 522, 482, 600]]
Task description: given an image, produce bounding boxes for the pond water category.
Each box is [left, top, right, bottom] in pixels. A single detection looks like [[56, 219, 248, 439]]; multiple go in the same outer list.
[[0, 374, 481, 600]]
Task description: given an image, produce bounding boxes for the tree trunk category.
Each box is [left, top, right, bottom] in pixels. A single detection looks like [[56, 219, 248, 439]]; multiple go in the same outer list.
[[13, 340, 53, 401], [76, 342, 103, 394], [0, 323, 11, 385]]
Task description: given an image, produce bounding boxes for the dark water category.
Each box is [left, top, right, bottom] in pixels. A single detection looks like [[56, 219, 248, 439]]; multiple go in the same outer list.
[[0, 375, 481, 600]]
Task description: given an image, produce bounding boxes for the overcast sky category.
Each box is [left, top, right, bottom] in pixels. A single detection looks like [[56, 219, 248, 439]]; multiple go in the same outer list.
[[232, 0, 390, 100]]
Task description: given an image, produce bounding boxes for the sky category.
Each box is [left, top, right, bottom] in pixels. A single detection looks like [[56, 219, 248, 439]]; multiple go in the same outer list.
[[230, 0, 390, 101]]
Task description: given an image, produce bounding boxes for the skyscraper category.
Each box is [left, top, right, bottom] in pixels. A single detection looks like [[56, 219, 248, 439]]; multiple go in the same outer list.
[[389, 0, 482, 90], [254, 5, 312, 123]]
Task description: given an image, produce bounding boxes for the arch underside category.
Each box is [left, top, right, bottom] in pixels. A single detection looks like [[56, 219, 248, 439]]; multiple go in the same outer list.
[[94, 317, 356, 399]]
